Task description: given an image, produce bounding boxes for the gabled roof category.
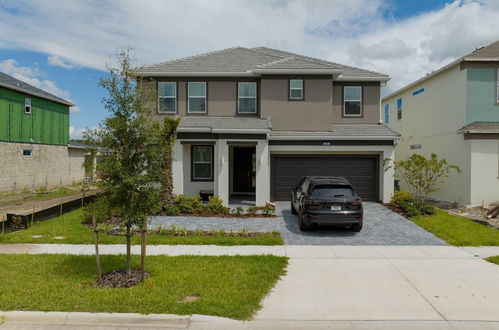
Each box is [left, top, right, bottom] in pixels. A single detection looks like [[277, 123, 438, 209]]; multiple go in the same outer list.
[[383, 39, 499, 101], [136, 46, 389, 81], [269, 123, 400, 140], [0, 71, 74, 106]]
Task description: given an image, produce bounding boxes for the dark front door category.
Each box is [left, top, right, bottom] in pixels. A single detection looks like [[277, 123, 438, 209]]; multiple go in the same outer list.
[[233, 147, 255, 193]]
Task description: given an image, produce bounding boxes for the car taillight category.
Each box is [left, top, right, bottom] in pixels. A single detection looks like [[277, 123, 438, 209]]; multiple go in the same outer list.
[[348, 200, 362, 209]]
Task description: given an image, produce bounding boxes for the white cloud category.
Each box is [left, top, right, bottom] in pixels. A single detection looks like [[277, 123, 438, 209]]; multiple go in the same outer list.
[[69, 126, 85, 139], [0, 0, 498, 96], [47, 55, 76, 69], [0, 58, 77, 104]]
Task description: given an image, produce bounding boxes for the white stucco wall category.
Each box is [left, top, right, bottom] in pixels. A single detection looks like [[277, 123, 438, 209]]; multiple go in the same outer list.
[[470, 139, 499, 206], [383, 64, 471, 204], [0, 142, 85, 192]]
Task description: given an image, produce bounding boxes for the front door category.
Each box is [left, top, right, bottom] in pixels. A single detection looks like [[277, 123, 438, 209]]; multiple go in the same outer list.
[[233, 147, 256, 193]]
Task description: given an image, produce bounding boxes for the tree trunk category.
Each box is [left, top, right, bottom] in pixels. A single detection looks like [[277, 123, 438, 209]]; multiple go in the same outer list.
[[92, 205, 101, 280], [126, 224, 132, 276], [140, 219, 147, 281]]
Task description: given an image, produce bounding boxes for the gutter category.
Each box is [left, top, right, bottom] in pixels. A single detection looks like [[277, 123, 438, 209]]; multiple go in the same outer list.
[[269, 135, 399, 141]]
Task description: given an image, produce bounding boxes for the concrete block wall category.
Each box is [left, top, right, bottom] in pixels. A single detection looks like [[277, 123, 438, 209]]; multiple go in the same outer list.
[[0, 142, 85, 192]]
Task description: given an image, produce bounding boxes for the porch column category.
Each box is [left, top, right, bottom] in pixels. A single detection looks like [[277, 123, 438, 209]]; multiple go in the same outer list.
[[172, 140, 184, 195], [215, 139, 229, 206], [255, 139, 270, 205], [381, 147, 395, 202]]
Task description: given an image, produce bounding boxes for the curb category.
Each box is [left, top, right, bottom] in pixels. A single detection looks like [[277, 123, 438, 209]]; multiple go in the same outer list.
[[0, 311, 190, 328]]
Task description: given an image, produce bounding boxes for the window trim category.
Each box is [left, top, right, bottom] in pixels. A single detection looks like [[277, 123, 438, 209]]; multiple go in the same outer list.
[[237, 82, 258, 115], [24, 97, 32, 115], [157, 82, 177, 114], [187, 82, 207, 114], [342, 86, 363, 117], [191, 145, 214, 182], [288, 79, 304, 100]]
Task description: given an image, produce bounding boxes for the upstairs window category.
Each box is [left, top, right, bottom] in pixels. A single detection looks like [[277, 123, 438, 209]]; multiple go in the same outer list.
[[188, 82, 207, 113], [238, 82, 257, 114], [496, 68, 499, 103], [397, 98, 403, 120], [384, 104, 389, 124], [24, 98, 32, 114], [158, 82, 176, 113], [343, 86, 362, 117], [22, 148, 33, 157], [192, 145, 213, 181], [289, 79, 303, 100]]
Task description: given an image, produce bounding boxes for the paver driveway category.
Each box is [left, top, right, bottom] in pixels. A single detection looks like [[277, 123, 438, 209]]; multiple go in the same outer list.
[[149, 202, 446, 246]]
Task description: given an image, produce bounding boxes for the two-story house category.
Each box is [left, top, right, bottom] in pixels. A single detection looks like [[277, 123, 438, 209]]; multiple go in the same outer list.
[[382, 40, 499, 206], [136, 47, 398, 206], [0, 71, 85, 192]]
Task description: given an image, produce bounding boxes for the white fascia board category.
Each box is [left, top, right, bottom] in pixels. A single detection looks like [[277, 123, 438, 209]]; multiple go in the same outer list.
[[0, 82, 74, 106], [135, 71, 255, 77], [463, 57, 499, 61], [335, 76, 390, 82]]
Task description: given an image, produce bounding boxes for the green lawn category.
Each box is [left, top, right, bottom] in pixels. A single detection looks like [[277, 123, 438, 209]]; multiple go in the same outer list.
[[0, 209, 283, 245], [0, 254, 287, 319], [486, 256, 499, 265], [413, 209, 499, 246]]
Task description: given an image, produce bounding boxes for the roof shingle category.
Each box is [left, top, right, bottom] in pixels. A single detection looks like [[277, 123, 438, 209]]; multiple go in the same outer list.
[[0, 71, 73, 106]]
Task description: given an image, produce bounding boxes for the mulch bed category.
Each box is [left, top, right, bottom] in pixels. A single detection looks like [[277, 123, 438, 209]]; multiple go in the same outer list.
[[162, 212, 277, 218], [148, 229, 279, 237], [381, 202, 410, 218], [96, 269, 149, 288]]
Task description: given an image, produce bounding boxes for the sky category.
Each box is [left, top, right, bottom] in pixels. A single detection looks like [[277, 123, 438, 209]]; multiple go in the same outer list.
[[1, 0, 499, 139]]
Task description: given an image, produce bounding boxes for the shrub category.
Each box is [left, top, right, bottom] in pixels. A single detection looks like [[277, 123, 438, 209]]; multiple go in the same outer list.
[[165, 204, 181, 216], [231, 206, 244, 216], [207, 195, 229, 214], [82, 199, 113, 225], [390, 190, 414, 207], [262, 203, 276, 216], [246, 206, 260, 216]]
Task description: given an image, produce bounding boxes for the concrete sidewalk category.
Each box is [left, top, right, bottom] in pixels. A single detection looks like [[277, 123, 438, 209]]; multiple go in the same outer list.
[[0, 243, 499, 258]]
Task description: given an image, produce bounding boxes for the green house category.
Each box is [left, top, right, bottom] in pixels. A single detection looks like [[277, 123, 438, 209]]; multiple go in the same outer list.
[[0, 72, 73, 146]]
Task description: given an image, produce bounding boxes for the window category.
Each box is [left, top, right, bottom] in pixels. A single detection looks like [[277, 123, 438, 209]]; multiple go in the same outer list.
[[158, 82, 176, 113], [310, 185, 354, 199], [384, 104, 389, 124], [188, 82, 207, 113], [496, 68, 499, 103], [238, 82, 257, 114], [397, 98, 403, 120], [343, 86, 362, 116], [410, 144, 422, 150], [24, 98, 32, 114], [22, 149, 33, 157], [289, 79, 303, 100], [192, 145, 213, 181]]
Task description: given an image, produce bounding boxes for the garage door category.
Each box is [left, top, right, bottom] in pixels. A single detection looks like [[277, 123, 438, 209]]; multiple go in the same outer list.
[[271, 154, 379, 201]]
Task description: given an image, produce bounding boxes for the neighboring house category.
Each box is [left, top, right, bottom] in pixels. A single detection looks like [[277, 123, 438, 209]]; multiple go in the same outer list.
[[136, 47, 398, 206], [382, 40, 499, 206], [0, 71, 85, 192]]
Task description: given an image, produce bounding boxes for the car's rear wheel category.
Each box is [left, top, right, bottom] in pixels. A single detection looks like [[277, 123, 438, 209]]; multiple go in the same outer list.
[[299, 213, 311, 231], [350, 222, 363, 232]]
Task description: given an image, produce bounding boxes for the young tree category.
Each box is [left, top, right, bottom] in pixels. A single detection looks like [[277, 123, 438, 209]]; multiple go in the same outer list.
[[85, 48, 161, 277], [395, 153, 461, 211]]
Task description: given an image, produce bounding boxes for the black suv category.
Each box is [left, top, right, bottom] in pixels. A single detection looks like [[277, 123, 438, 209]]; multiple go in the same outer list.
[[291, 176, 363, 232]]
